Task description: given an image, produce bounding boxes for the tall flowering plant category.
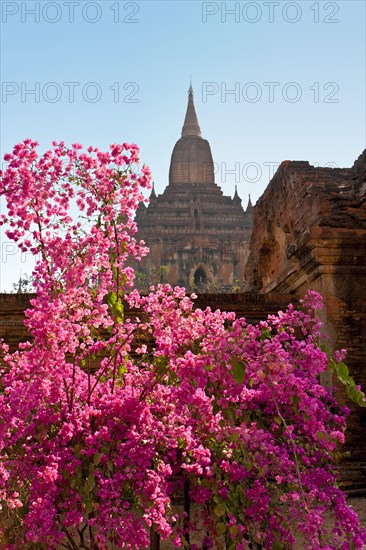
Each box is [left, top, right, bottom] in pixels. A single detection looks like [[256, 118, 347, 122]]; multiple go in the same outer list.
[[0, 140, 365, 549]]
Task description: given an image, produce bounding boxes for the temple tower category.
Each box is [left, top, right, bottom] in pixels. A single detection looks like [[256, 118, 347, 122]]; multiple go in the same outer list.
[[135, 86, 253, 290]]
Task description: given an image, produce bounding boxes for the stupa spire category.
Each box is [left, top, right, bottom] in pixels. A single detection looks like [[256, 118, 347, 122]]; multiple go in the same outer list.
[[246, 194, 253, 212], [233, 185, 241, 203], [150, 181, 157, 199], [169, 84, 214, 185], [182, 84, 201, 137]]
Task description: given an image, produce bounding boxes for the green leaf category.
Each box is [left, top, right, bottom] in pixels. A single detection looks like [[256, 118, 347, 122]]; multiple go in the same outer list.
[[291, 394, 299, 414], [230, 357, 246, 385], [216, 522, 226, 536], [93, 452, 103, 466], [260, 328, 272, 341], [84, 497, 93, 515], [107, 291, 117, 306], [337, 362, 349, 380], [214, 503, 226, 517], [107, 291, 124, 322], [113, 300, 124, 323], [168, 371, 178, 384], [273, 542, 285, 550], [118, 364, 128, 376], [348, 386, 366, 407], [154, 355, 169, 380], [244, 461, 252, 472], [70, 476, 78, 489], [85, 473, 95, 493], [177, 437, 185, 449], [74, 444, 81, 457], [329, 359, 366, 408]]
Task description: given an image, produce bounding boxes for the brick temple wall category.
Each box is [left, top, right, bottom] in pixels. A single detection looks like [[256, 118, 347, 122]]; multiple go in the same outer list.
[[245, 152, 366, 491], [0, 291, 294, 355]]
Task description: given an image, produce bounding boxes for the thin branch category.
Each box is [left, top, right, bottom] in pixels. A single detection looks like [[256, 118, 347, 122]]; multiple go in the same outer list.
[[272, 392, 309, 512]]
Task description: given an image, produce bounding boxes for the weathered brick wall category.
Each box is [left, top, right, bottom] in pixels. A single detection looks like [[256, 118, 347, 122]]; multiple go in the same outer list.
[[245, 151, 366, 491], [0, 291, 295, 355], [0, 291, 296, 383], [0, 293, 34, 353]]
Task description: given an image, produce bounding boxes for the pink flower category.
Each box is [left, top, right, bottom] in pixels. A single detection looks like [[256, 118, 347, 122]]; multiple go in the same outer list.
[[0, 142, 365, 549]]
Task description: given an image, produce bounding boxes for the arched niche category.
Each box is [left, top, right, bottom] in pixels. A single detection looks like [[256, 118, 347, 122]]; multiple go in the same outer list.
[[193, 267, 207, 287]]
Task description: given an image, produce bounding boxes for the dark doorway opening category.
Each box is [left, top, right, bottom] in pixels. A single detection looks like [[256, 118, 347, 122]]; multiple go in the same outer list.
[[194, 267, 207, 287]]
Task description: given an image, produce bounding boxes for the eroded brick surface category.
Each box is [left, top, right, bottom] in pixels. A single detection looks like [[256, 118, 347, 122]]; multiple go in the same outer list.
[[245, 151, 366, 487]]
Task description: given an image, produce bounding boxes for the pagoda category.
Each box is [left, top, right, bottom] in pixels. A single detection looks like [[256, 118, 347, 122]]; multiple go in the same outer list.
[[135, 86, 253, 289]]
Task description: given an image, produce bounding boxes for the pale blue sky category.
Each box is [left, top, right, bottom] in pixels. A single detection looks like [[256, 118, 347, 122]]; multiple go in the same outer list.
[[1, 0, 365, 290]]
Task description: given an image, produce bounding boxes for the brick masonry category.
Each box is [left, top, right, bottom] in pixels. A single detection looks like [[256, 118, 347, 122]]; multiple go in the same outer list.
[[244, 150, 366, 492]]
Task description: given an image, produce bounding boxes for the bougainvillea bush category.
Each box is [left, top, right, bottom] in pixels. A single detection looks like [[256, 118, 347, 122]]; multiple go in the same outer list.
[[0, 140, 365, 549]]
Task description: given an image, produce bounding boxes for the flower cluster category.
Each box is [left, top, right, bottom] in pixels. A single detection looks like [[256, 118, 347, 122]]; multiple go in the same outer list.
[[0, 141, 365, 549]]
